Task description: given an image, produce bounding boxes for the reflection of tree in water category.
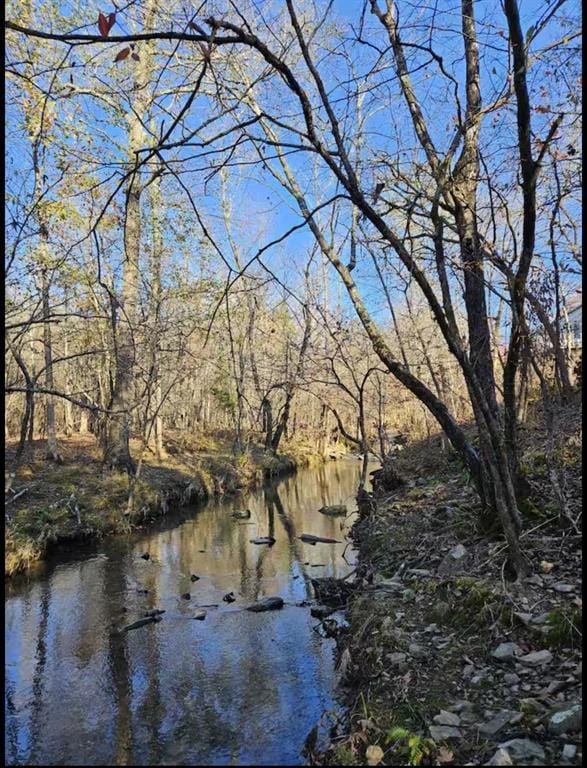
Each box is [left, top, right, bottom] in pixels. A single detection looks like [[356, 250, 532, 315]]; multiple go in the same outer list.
[[28, 579, 50, 765], [265, 484, 310, 591], [4, 461, 364, 765], [5, 677, 19, 764], [105, 552, 133, 766]]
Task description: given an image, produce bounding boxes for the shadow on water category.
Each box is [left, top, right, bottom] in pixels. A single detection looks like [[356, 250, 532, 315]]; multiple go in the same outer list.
[[4, 458, 373, 766]]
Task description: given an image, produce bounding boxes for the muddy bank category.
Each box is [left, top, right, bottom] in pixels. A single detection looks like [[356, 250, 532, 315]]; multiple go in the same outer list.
[[5, 434, 327, 578], [320, 404, 582, 766]]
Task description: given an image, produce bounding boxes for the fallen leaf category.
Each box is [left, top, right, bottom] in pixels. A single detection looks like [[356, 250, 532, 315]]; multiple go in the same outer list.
[[438, 745, 454, 763], [366, 744, 384, 766]]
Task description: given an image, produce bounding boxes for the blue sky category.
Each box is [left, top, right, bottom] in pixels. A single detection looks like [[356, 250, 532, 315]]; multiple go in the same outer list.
[[5, 0, 582, 333]]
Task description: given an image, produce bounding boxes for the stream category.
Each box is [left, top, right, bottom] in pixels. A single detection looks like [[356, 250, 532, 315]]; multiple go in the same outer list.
[[5, 458, 371, 766]]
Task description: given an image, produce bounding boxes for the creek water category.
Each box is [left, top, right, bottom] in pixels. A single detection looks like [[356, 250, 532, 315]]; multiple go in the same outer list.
[[5, 458, 371, 766]]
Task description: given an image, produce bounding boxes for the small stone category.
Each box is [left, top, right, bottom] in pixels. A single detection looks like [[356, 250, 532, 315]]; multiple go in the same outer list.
[[409, 643, 426, 658], [532, 612, 550, 624], [478, 711, 513, 736], [562, 744, 577, 760], [387, 652, 407, 665], [508, 713, 523, 725], [552, 583, 575, 593], [513, 612, 533, 626], [402, 588, 416, 602], [429, 725, 462, 741], [192, 610, 206, 620], [492, 642, 521, 661], [450, 544, 467, 560], [485, 749, 514, 766], [449, 700, 473, 713], [503, 673, 520, 685], [471, 674, 484, 686], [433, 710, 461, 727], [463, 664, 475, 678], [519, 650, 553, 667], [498, 738, 545, 763], [246, 596, 284, 612], [546, 680, 566, 695], [547, 703, 582, 735], [407, 568, 432, 577], [525, 574, 544, 587]]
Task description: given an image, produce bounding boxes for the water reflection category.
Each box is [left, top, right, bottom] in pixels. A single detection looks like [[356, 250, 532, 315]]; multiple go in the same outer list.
[[5, 459, 369, 766]]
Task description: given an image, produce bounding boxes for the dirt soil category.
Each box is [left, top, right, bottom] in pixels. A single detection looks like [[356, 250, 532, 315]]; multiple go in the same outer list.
[[314, 397, 582, 766]]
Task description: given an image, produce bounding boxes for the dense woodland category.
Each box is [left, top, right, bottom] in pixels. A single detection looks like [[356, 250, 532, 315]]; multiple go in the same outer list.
[[5, 0, 582, 577]]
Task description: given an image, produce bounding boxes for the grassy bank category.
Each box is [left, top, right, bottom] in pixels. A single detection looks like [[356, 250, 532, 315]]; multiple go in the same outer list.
[[5, 432, 327, 578], [321, 398, 582, 766]]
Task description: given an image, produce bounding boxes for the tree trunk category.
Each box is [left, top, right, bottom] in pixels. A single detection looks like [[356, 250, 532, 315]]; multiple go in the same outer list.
[[103, 2, 159, 473], [41, 265, 62, 463]]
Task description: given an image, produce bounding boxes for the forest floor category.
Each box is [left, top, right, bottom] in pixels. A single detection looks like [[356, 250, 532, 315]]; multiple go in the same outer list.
[[5, 431, 330, 578], [316, 396, 582, 767]]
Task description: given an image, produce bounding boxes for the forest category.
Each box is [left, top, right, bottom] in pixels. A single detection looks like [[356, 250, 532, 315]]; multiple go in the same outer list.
[[4, 1, 582, 766]]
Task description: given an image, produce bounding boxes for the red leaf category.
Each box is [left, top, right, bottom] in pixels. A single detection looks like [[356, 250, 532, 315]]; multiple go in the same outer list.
[[114, 47, 131, 62], [98, 12, 110, 38], [107, 13, 116, 31]]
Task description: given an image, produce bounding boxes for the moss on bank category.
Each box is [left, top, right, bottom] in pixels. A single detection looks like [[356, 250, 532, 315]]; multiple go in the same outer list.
[[5, 434, 326, 578]]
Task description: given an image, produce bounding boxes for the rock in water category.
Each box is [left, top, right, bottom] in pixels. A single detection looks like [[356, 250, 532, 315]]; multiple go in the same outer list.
[[190, 574, 200, 582], [231, 510, 251, 519], [318, 505, 347, 517], [143, 609, 165, 618], [140, 552, 150, 560], [222, 592, 236, 603], [192, 610, 207, 621], [250, 536, 276, 545], [120, 616, 162, 633], [246, 596, 284, 612], [181, 592, 191, 600], [299, 533, 341, 544]]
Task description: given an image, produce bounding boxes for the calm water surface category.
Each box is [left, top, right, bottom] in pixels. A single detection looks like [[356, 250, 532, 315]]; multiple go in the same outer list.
[[5, 459, 370, 766]]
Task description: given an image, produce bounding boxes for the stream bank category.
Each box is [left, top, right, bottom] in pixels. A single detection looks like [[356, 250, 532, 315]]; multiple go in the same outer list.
[[5, 432, 333, 578], [319, 400, 582, 766]]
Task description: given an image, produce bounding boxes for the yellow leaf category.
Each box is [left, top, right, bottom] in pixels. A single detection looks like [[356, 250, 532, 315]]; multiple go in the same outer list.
[[366, 744, 384, 766]]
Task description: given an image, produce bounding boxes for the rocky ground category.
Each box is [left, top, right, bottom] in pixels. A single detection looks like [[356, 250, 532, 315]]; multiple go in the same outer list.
[[5, 431, 326, 577], [313, 397, 582, 766]]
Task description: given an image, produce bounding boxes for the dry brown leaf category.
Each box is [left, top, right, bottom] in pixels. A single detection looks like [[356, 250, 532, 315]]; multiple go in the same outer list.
[[437, 745, 454, 763]]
